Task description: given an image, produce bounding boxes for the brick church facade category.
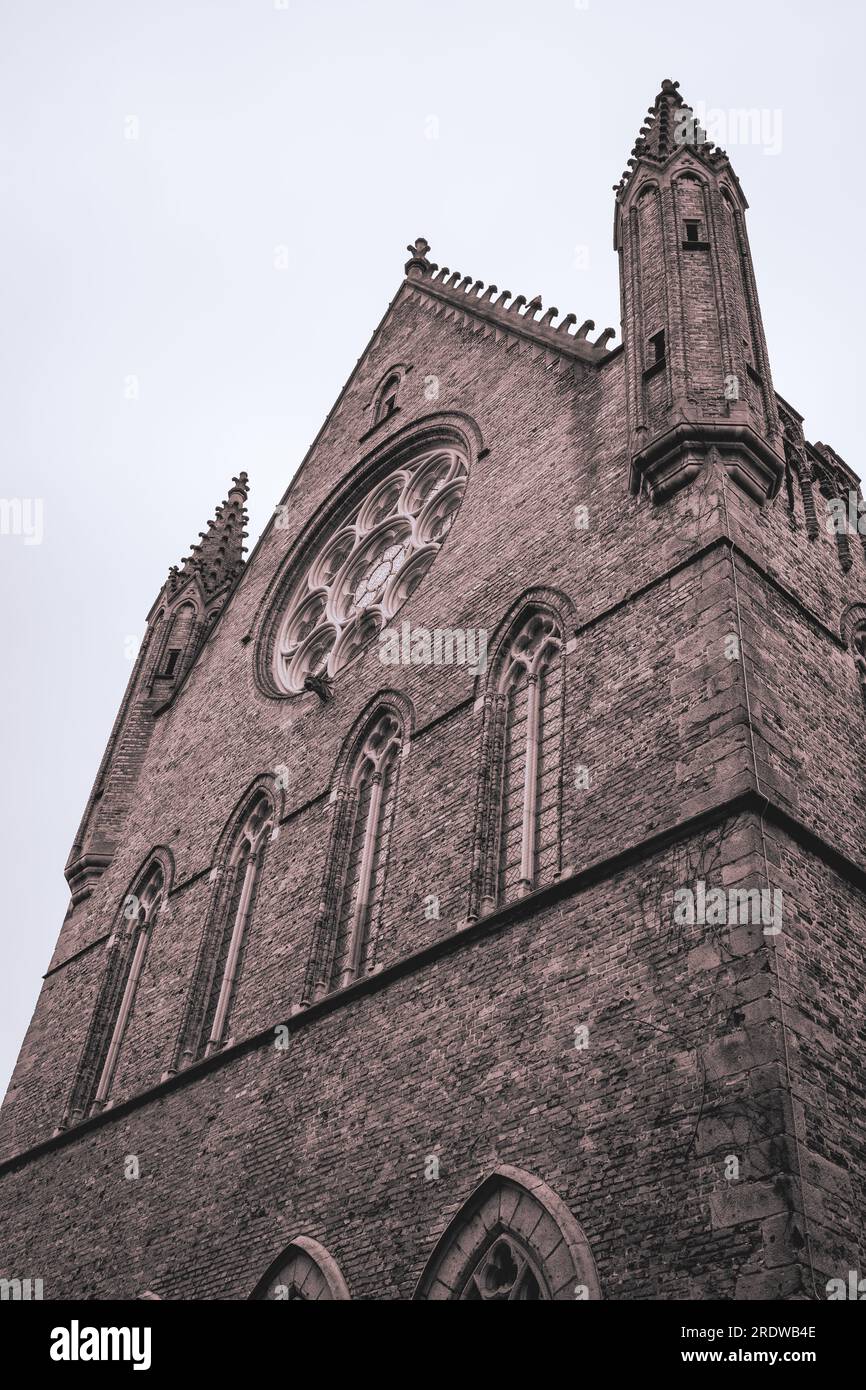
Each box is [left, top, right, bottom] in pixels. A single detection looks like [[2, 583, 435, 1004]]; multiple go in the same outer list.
[[2, 79, 865, 1300]]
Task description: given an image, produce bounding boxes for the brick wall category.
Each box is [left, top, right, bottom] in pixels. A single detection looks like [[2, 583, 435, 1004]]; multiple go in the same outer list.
[[1, 248, 864, 1298]]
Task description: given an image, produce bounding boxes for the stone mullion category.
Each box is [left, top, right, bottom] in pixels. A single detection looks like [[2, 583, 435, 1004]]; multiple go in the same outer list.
[[362, 756, 400, 974], [343, 772, 384, 987], [92, 917, 153, 1109], [552, 648, 566, 882], [66, 917, 138, 1123], [481, 693, 508, 915], [302, 788, 356, 1004], [206, 848, 259, 1052], [519, 675, 541, 894], [172, 864, 231, 1071], [468, 693, 495, 920]]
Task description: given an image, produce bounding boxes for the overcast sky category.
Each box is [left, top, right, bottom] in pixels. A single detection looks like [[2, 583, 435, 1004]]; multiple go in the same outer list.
[[1, 0, 863, 1106]]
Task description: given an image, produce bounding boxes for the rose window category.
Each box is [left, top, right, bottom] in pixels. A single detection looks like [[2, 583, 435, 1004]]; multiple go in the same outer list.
[[272, 447, 468, 693]]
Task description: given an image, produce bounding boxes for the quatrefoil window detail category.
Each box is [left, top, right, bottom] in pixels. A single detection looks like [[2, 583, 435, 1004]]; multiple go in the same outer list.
[[460, 1237, 547, 1301]]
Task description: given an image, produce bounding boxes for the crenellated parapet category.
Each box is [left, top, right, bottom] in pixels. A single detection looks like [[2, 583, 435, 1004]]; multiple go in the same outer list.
[[403, 237, 616, 367]]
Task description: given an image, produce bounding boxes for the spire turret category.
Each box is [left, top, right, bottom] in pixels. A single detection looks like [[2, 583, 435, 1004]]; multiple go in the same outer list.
[[614, 78, 730, 197], [64, 471, 251, 904], [614, 78, 783, 503], [169, 472, 250, 599]]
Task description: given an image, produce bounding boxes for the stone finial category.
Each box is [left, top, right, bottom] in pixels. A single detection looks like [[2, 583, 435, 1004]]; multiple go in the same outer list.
[[405, 237, 433, 278]]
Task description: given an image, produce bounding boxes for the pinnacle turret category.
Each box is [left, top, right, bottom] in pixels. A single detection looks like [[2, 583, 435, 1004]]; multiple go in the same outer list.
[[169, 472, 250, 598], [614, 78, 728, 197], [614, 78, 782, 502]]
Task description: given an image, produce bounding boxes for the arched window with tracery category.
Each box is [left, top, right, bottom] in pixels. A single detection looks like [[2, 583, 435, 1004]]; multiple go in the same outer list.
[[304, 708, 404, 1000], [175, 791, 274, 1067], [414, 1165, 601, 1301], [264, 443, 468, 696], [471, 607, 565, 916], [66, 857, 167, 1124], [250, 1236, 351, 1301]]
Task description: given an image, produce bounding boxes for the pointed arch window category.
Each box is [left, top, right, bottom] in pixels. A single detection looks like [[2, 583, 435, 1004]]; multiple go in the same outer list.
[[374, 373, 401, 424], [304, 710, 403, 1000], [152, 601, 198, 688], [250, 1236, 351, 1301], [472, 609, 565, 915], [66, 859, 166, 1124], [414, 1166, 601, 1301], [176, 792, 274, 1067]]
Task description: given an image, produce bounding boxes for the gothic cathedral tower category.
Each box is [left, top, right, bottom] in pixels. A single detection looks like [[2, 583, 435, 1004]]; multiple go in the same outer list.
[[1, 81, 864, 1302]]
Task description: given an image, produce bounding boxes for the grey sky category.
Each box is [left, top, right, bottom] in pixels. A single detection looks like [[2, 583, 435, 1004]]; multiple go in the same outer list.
[[1, 0, 862, 1103]]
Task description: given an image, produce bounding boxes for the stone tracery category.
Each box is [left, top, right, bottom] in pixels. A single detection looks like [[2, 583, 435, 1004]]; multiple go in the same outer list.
[[273, 448, 468, 694]]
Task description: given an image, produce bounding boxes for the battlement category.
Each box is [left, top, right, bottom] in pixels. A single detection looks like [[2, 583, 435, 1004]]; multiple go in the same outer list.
[[403, 238, 616, 364]]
